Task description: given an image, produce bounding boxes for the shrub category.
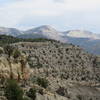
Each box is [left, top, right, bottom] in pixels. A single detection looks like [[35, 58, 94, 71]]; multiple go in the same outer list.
[[38, 88, 44, 95], [31, 76, 49, 88], [31, 76, 37, 83], [13, 49, 21, 59], [5, 79, 24, 100], [56, 87, 67, 96], [77, 95, 83, 100], [0, 49, 3, 54], [23, 97, 30, 100], [27, 88, 37, 100], [37, 77, 48, 88], [4, 45, 15, 57]]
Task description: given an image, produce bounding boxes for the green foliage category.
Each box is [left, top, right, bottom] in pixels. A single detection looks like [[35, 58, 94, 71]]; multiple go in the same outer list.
[[27, 88, 37, 100], [37, 77, 48, 88], [3, 44, 21, 59], [0, 35, 23, 46], [0, 49, 3, 54], [4, 45, 15, 57], [0, 35, 58, 47], [56, 87, 68, 97], [38, 88, 44, 95], [23, 97, 30, 100], [77, 95, 83, 100], [30, 76, 38, 83], [31, 76, 49, 88], [13, 49, 21, 59], [5, 79, 24, 100]]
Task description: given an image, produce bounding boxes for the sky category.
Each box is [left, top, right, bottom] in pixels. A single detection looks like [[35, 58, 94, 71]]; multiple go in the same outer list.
[[0, 0, 100, 33]]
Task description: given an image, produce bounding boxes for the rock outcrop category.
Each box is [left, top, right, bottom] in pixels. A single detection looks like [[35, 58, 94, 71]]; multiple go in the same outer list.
[[0, 51, 30, 80]]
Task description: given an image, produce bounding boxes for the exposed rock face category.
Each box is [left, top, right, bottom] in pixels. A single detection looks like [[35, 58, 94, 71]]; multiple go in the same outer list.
[[0, 54, 30, 80]]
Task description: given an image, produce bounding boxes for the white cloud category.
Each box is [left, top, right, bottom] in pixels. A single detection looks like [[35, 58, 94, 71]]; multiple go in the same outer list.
[[0, 0, 65, 27], [62, 0, 100, 11], [0, 0, 100, 32]]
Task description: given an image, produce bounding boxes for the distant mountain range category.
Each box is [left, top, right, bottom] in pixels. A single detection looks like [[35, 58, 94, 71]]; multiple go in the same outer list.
[[18, 25, 65, 42], [0, 27, 23, 36], [64, 30, 100, 39], [0, 25, 100, 55]]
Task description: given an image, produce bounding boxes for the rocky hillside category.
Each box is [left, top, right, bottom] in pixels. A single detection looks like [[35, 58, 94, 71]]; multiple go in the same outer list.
[[13, 41, 100, 83], [13, 41, 100, 100], [0, 41, 100, 100]]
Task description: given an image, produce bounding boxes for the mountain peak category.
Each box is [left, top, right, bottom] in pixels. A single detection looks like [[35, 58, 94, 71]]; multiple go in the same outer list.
[[38, 25, 54, 29], [24, 25, 65, 42], [31, 25, 57, 32]]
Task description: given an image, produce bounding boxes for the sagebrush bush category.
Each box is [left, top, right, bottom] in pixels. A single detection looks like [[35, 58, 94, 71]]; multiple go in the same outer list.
[[27, 88, 37, 100], [0, 49, 3, 54], [31, 76, 49, 88], [5, 79, 24, 100], [37, 77, 48, 88], [13, 49, 21, 59]]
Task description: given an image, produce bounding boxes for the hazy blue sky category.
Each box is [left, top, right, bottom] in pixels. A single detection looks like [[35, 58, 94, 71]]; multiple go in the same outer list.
[[0, 0, 100, 33]]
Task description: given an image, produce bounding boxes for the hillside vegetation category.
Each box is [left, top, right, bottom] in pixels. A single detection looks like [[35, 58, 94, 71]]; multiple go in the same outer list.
[[0, 35, 58, 46]]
